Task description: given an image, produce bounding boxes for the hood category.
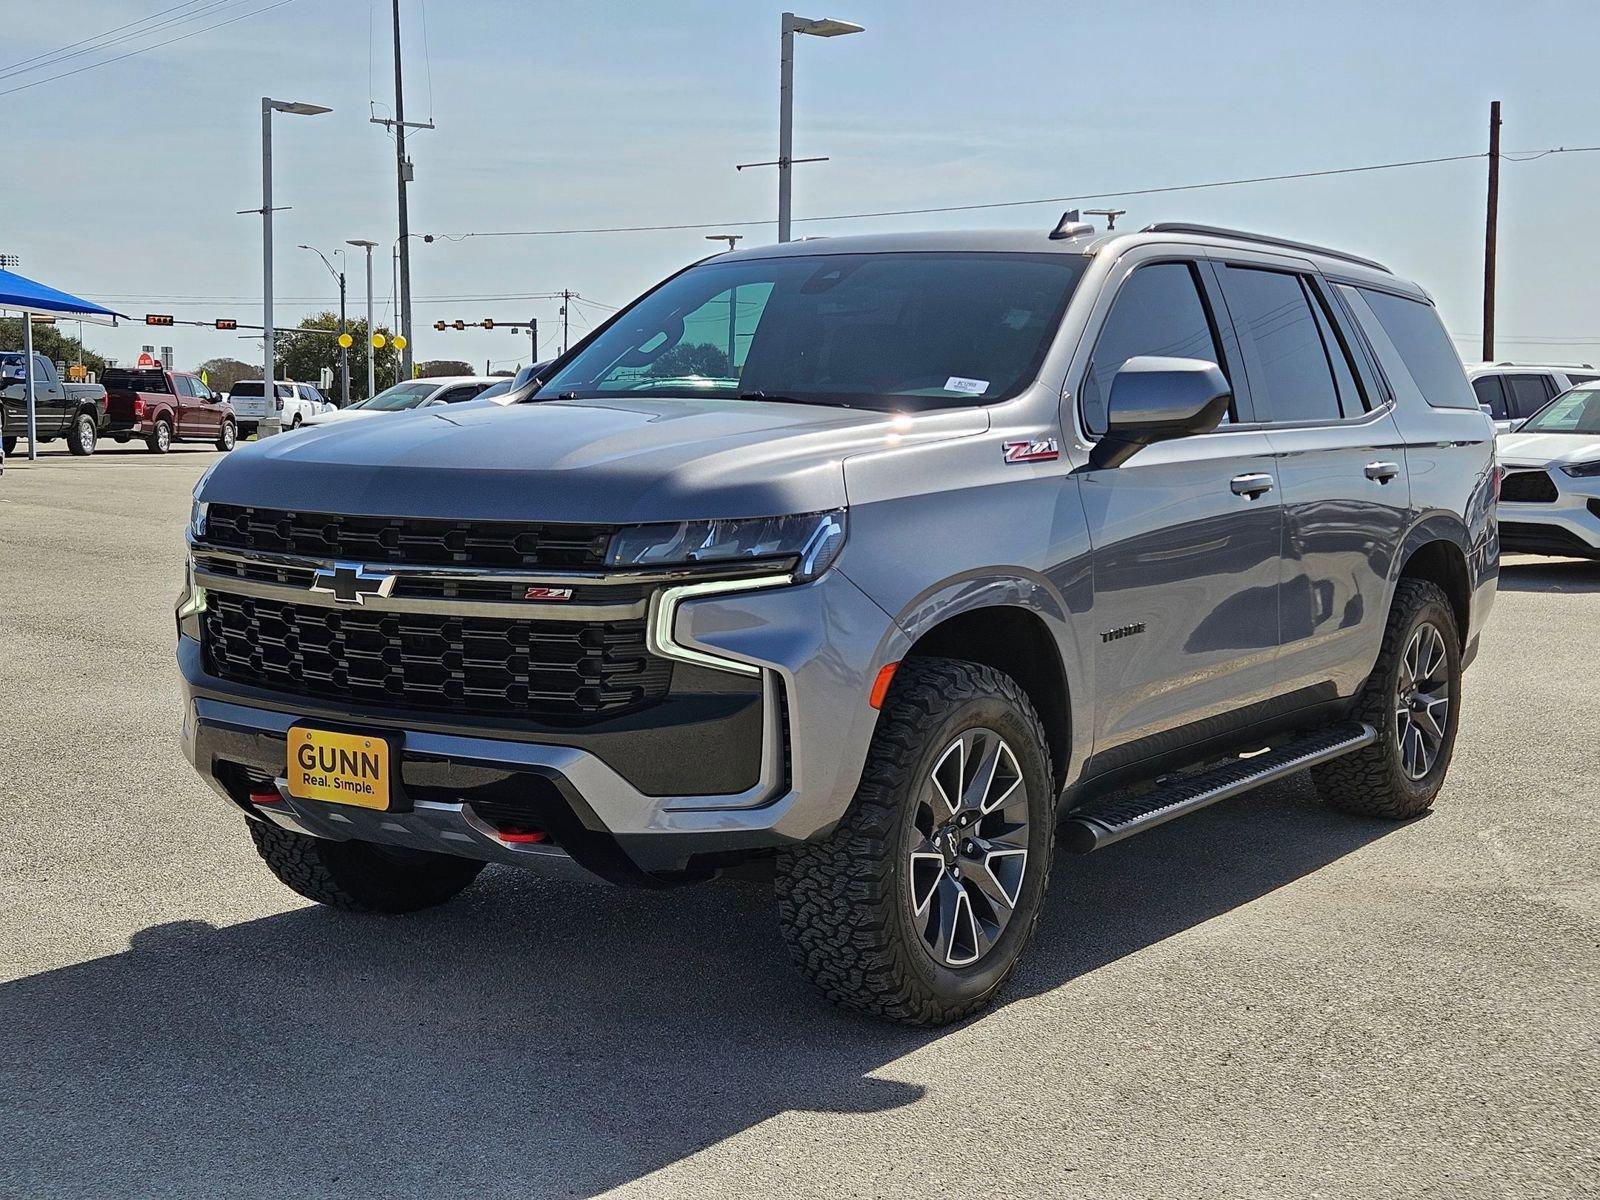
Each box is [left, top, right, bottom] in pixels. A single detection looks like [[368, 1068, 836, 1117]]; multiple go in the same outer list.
[[302, 407, 382, 426], [201, 396, 988, 524], [1496, 429, 1600, 468]]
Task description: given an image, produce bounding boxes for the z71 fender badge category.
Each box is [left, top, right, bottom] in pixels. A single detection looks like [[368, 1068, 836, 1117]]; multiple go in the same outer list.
[[1002, 438, 1059, 464], [524, 586, 575, 602]]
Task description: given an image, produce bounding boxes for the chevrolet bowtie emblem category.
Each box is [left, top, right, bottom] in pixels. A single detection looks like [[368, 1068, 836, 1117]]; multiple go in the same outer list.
[[310, 562, 398, 605]]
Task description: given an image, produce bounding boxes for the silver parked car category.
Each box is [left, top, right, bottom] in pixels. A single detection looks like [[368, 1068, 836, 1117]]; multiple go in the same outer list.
[[179, 220, 1496, 1024]]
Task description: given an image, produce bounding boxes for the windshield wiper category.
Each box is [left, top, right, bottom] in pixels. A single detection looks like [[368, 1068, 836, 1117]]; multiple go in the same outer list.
[[738, 390, 857, 409]]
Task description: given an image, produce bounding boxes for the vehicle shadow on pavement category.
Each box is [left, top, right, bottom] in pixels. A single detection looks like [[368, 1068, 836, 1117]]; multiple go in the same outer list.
[[1495, 557, 1600, 592], [0, 774, 1393, 1198]]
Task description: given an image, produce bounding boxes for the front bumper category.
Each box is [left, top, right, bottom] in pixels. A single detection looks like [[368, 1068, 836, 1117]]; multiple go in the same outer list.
[[179, 568, 899, 881], [1498, 470, 1600, 558]]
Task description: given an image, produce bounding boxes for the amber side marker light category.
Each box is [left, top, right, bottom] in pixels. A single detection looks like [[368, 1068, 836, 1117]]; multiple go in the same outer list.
[[869, 662, 900, 709]]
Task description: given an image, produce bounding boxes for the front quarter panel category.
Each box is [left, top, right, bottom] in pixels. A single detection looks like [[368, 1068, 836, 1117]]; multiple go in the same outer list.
[[836, 398, 1096, 788]]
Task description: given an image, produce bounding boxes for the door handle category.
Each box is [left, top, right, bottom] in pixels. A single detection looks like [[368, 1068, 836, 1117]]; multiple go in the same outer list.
[[1364, 461, 1401, 483], [1230, 473, 1274, 498]]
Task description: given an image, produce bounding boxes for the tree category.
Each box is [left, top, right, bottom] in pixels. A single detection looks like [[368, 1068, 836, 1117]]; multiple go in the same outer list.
[[196, 357, 256, 394], [0, 318, 108, 375], [272, 311, 399, 402], [418, 359, 472, 378], [645, 342, 732, 379]]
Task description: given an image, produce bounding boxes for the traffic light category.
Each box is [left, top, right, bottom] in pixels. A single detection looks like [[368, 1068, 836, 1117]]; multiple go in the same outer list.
[[482, 318, 494, 331], [434, 321, 446, 332], [214, 318, 237, 331], [145, 314, 174, 326]]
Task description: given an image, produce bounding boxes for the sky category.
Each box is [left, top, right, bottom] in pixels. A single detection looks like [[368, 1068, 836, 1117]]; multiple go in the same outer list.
[[4, 0, 1600, 377]]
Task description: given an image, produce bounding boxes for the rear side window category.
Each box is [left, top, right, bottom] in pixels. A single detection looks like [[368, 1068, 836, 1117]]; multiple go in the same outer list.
[[1505, 374, 1554, 419], [1472, 375, 1508, 420], [1349, 287, 1476, 409], [1082, 261, 1225, 435], [1219, 266, 1343, 423], [1566, 372, 1600, 385]]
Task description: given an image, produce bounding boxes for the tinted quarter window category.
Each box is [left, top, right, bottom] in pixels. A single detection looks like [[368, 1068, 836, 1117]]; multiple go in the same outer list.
[[1350, 287, 1477, 409], [1472, 375, 1508, 420], [1220, 266, 1342, 423], [1506, 374, 1554, 419], [1082, 262, 1223, 435]]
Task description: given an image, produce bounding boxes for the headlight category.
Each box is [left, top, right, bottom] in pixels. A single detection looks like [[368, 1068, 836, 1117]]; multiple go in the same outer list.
[[606, 509, 847, 581], [1559, 460, 1600, 478], [190, 462, 218, 538]]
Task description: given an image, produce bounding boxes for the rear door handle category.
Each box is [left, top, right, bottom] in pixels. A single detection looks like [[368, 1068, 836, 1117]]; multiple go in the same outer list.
[[1230, 473, 1275, 498], [1364, 461, 1401, 483]]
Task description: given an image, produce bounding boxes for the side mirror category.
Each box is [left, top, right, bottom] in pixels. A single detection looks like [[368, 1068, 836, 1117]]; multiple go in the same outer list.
[[1479, 403, 1495, 419], [1088, 356, 1232, 470]]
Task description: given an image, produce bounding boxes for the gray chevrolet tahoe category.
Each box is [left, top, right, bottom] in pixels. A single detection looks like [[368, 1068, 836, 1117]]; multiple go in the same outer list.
[[178, 220, 1498, 1024]]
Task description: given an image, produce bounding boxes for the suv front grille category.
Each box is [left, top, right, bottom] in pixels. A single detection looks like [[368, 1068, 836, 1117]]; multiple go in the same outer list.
[[201, 591, 671, 722], [1501, 470, 1559, 503], [202, 504, 616, 569]]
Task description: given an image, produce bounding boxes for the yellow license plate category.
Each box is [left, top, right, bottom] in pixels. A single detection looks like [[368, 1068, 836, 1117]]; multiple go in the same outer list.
[[287, 727, 391, 810]]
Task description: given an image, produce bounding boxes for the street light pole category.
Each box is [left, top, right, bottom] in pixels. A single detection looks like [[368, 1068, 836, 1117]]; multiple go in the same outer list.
[[258, 97, 330, 436], [347, 239, 378, 401], [777, 13, 863, 243], [298, 244, 349, 406]]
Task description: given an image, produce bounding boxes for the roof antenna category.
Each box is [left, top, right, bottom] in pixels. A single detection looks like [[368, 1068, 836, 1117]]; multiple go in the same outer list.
[[1050, 209, 1095, 240]]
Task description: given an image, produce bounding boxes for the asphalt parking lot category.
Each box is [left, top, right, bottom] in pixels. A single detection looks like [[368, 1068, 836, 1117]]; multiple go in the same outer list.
[[0, 444, 1595, 1199]]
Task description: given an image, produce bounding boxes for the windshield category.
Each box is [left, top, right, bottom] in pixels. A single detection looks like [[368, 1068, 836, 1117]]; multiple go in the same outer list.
[[1519, 387, 1600, 435], [534, 251, 1088, 411], [353, 381, 439, 411], [476, 379, 513, 401]]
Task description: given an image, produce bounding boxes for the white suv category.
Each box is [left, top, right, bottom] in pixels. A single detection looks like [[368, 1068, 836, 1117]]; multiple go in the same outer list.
[[1465, 362, 1600, 432], [228, 381, 334, 436]]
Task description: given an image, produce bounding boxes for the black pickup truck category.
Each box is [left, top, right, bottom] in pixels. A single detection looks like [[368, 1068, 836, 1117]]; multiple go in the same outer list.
[[0, 353, 109, 457]]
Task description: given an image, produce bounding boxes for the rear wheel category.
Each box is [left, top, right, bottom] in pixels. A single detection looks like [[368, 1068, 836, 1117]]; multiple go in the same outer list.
[[146, 416, 172, 453], [67, 411, 98, 456], [1313, 579, 1462, 819], [249, 822, 486, 913], [775, 658, 1055, 1025], [215, 419, 236, 452]]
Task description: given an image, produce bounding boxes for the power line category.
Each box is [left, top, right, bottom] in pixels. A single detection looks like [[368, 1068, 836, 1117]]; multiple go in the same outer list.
[[0, 0, 226, 78], [427, 146, 1600, 242], [0, 0, 300, 99]]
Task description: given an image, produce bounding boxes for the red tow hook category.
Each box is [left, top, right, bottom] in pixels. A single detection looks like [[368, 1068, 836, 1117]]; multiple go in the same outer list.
[[495, 827, 547, 845], [247, 790, 286, 807]]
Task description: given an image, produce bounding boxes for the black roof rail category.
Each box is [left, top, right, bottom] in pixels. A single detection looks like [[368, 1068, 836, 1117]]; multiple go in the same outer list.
[[1140, 222, 1392, 274]]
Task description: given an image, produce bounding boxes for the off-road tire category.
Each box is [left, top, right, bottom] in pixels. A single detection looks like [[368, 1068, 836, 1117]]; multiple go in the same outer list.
[[67, 411, 97, 456], [1, 432, 13, 457], [146, 417, 172, 453], [775, 658, 1056, 1025], [1313, 579, 1462, 819], [215, 419, 237, 452], [248, 822, 487, 913]]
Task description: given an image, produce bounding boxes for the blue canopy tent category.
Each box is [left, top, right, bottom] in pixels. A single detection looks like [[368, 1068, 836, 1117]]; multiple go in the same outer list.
[[0, 268, 126, 464]]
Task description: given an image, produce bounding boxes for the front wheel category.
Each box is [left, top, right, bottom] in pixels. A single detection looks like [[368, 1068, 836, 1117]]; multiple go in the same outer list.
[[67, 412, 98, 456], [146, 417, 171, 453], [215, 419, 236, 452], [775, 658, 1055, 1025], [249, 823, 486, 913], [1313, 579, 1462, 819]]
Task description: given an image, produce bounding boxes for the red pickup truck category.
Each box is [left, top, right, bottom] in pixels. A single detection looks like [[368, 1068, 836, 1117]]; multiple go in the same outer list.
[[102, 368, 237, 453]]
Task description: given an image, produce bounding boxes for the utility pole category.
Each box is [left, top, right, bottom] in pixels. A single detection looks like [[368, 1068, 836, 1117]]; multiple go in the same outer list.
[[1482, 100, 1502, 363], [370, 1, 435, 380], [337, 266, 349, 405], [529, 317, 538, 361], [560, 290, 573, 354]]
